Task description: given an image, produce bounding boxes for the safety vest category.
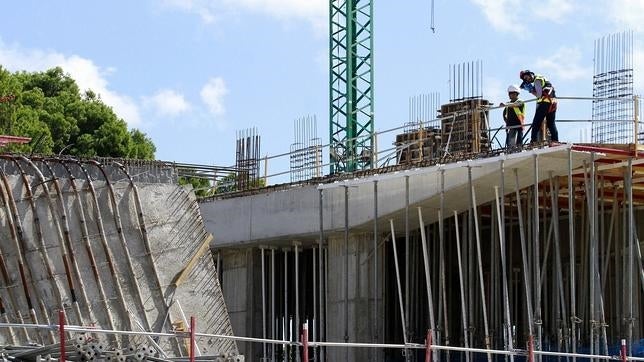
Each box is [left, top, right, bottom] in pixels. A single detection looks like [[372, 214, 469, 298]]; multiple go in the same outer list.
[[503, 100, 525, 126], [534, 75, 556, 103]]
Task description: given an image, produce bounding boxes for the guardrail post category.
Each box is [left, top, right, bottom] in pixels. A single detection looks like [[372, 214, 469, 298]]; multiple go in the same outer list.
[[59, 310, 66, 362], [301, 322, 309, 362], [621, 339, 627, 362], [425, 329, 432, 362], [189, 316, 195, 362]]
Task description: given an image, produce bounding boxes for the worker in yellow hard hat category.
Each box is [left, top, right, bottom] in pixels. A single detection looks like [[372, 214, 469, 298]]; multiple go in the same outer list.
[[500, 84, 525, 149], [519, 70, 559, 143]]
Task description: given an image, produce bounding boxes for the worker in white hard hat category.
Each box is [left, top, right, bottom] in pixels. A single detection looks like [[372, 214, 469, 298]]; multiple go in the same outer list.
[[500, 84, 526, 149]]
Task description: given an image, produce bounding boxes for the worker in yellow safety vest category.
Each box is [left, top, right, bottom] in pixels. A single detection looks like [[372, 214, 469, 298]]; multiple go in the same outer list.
[[500, 84, 526, 148], [519, 70, 559, 143]]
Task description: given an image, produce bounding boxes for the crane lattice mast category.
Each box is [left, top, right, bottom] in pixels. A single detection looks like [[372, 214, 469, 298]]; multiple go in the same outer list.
[[329, 0, 374, 173]]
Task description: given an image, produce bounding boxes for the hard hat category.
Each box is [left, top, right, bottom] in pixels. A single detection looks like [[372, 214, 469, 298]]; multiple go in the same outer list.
[[507, 84, 521, 93], [519, 70, 532, 79]]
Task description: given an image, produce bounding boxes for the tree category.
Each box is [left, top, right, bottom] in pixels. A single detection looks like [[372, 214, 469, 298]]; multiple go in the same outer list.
[[214, 172, 266, 194], [0, 66, 156, 159], [178, 176, 214, 198]]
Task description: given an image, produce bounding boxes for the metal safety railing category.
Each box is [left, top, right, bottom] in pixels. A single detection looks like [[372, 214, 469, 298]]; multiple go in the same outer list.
[[192, 95, 643, 195], [1, 319, 644, 362]]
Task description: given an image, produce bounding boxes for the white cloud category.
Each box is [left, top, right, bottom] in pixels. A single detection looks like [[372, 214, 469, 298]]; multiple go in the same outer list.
[[200, 77, 228, 116], [471, 0, 576, 34], [144, 89, 191, 117], [161, 0, 326, 32], [534, 46, 592, 81], [469, 0, 524, 34], [533, 0, 576, 23], [608, 0, 644, 32], [0, 39, 142, 126]]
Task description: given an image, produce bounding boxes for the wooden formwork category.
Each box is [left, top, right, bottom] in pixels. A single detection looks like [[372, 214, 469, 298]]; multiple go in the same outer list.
[[440, 98, 491, 155], [395, 126, 442, 164]]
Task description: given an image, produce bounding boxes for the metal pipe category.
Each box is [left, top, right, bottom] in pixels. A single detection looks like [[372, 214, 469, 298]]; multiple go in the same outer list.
[[261, 247, 267, 360], [0, 162, 50, 343], [468, 168, 492, 362], [114, 162, 170, 333], [295, 243, 300, 362], [271, 248, 276, 362], [532, 155, 542, 357], [514, 168, 535, 338], [344, 185, 349, 352], [0, 174, 28, 342], [389, 219, 409, 357], [439, 169, 450, 361], [318, 189, 325, 362], [626, 159, 633, 356], [86, 160, 152, 331], [548, 173, 569, 355], [588, 155, 597, 358], [417, 207, 437, 362], [498, 160, 515, 361], [453, 211, 470, 362], [373, 180, 379, 359], [313, 246, 318, 362], [494, 184, 514, 361], [71, 160, 133, 333], [568, 149, 578, 359], [404, 176, 410, 346], [284, 247, 289, 361], [37, 160, 95, 324], [59, 168, 118, 341]]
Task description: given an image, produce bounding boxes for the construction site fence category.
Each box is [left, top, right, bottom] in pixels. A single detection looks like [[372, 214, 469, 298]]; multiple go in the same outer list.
[[1, 322, 644, 362], [191, 95, 643, 194]]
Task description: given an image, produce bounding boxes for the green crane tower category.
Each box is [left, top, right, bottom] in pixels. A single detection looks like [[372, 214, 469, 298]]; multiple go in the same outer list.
[[329, 0, 374, 174]]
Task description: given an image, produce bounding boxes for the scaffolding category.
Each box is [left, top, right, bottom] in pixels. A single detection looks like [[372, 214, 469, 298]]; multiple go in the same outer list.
[[211, 144, 644, 361]]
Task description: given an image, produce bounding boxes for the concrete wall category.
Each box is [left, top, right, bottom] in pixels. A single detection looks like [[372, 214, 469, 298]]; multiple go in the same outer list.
[[0, 158, 238, 357], [201, 146, 589, 247]]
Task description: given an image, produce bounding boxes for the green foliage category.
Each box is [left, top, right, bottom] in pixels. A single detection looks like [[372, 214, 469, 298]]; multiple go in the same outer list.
[[214, 172, 266, 194], [0, 66, 156, 159], [178, 176, 215, 198]]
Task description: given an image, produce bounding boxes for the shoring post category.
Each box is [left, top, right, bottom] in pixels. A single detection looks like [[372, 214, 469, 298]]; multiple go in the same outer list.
[[189, 316, 195, 362], [425, 329, 432, 362], [528, 335, 535, 362], [301, 322, 309, 362], [621, 339, 627, 362], [59, 309, 65, 362]]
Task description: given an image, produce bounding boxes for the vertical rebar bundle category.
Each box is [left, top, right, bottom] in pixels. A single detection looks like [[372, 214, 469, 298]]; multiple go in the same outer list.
[[449, 60, 483, 102], [591, 31, 635, 144], [289, 116, 322, 182], [235, 127, 261, 190], [409, 93, 441, 127]]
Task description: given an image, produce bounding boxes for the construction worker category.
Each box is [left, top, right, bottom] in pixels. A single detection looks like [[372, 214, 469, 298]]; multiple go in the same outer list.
[[519, 70, 559, 143], [500, 84, 525, 148]]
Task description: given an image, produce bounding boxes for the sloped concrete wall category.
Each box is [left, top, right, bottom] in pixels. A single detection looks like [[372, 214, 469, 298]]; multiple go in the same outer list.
[[0, 157, 237, 357]]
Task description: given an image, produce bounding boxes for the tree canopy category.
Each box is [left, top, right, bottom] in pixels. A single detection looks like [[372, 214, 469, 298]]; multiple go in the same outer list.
[[0, 66, 155, 159]]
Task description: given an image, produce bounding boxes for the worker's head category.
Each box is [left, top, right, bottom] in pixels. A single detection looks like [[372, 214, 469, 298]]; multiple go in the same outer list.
[[507, 85, 520, 101], [520, 70, 534, 83]]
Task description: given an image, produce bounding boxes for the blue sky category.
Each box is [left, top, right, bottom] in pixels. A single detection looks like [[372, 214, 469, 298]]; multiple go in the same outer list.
[[1, 0, 643, 178]]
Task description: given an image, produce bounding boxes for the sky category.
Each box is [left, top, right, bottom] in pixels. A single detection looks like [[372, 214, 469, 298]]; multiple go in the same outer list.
[[1, 0, 643, 181]]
